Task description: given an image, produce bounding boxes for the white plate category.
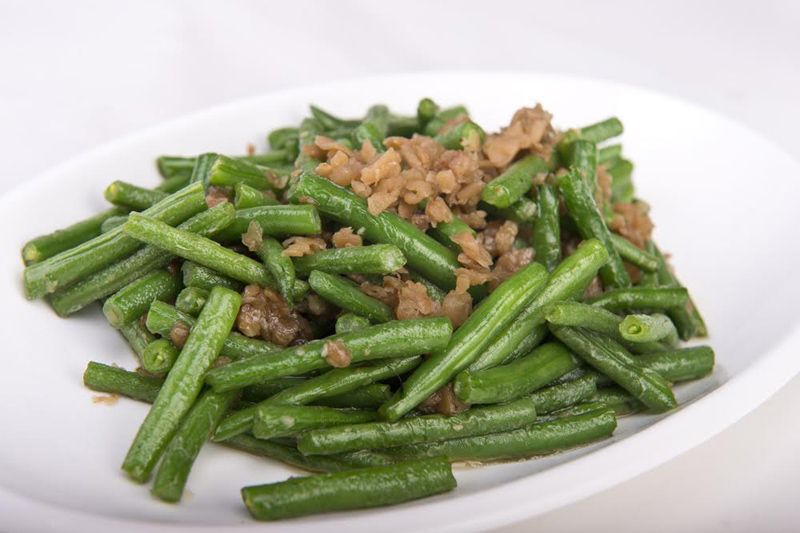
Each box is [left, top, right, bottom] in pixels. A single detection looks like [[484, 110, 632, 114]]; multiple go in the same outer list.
[[2, 73, 800, 533]]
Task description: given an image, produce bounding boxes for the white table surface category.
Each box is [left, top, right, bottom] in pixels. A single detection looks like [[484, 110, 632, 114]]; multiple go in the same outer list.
[[2, 1, 799, 531]]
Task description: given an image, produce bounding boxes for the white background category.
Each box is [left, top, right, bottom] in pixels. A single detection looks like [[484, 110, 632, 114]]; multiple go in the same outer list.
[[2, 1, 799, 531]]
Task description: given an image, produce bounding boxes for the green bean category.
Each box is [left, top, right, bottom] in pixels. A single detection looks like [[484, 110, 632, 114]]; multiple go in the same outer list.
[[335, 313, 371, 335], [215, 355, 421, 441], [141, 339, 180, 375], [146, 301, 278, 360], [102, 269, 181, 329], [417, 97, 438, 129], [25, 182, 206, 299], [233, 182, 278, 209], [385, 408, 616, 462], [379, 262, 549, 421], [425, 203, 477, 253], [407, 270, 447, 302], [559, 167, 630, 288], [21, 207, 130, 266], [298, 397, 538, 456], [119, 320, 157, 360], [100, 215, 128, 233], [588, 287, 689, 311], [549, 325, 677, 412], [154, 174, 190, 194], [83, 362, 162, 403], [208, 155, 285, 192], [123, 213, 306, 297], [651, 242, 706, 338], [181, 261, 243, 292], [545, 301, 621, 335], [363, 104, 390, 138], [186, 152, 219, 185], [206, 318, 451, 393], [423, 106, 469, 136], [268, 127, 299, 151], [565, 140, 598, 196], [225, 434, 353, 473], [560, 117, 624, 146], [598, 144, 622, 166], [241, 456, 455, 521], [295, 244, 406, 277], [294, 117, 324, 169], [434, 121, 484, 150], [386, 115, 420, 137], [49, 203, 234, 316], [253, 405, 378, 440], [314, 384, 392, 409], [591, 387, 643, 416], [610, 234, 658, 272], [286, 172, 460, 291], [608, 159, 634, 203], [544, 301, 666, 355], [454, 342, 580, 405], [469, 238, 609, 371], [104, 181, 168, 211], [122, 287, 242, 482], [479, 196, 538, 224], [156, 156, 196, 179], [620, 313, 678, 345], [214, 205, 322, 242], [310, 105, 361, 131], [253, 236, 295, 306], [152, 389, 238, 502], [530, 374, 598, 414], [309, 270, 394, 323], [482, 155, 551, 208], [175, 286, 208, 316], [532, 183, 561, 272], [637, 346, 715, 382]]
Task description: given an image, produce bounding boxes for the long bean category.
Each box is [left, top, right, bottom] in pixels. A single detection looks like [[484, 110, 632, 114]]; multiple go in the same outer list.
[[146, 301, 278, 360], [141, 339, 180, 375], [208, 155, 284, 192], [335, 313, 371, 335], [588, 287, 689, 311], [83, 362, 162, 403], [385, 408, 617, 462], [560, 117, 624, 146], [619, 313, 678, 345], [286, 172, 460, 291], [234, 182, 279, 209], [102, 269, 181, 328], [181, 262, 244, 292], [637, 346, 715, 382], [564, 140, 598, 196], [152, 389, 238, 502], [549, 325, 677, 412], [122, 286, 242, 482], [253, 405, 378, 440], [532, 183, 561, 271], [256, 236, 296, 306], [241, 457, 456, 521], [215, 356, 421, 441], [482, 155, 550, 208], [314, 384, 392, 409], [214, 205, 321, 242], [49, 203, 233, 316], [379, 262, 549, 421], [119, 320, 157, 360], [469, 238, 608, 371], [104, 181, 167, 211], [530, 374, 598, 414], [651, 242, 706, 338], [298, 397, 538, 456], [598, 144, 622, 166], [22, 207, 130, 266], [294, 244, 406, 276], [25, 182, 206, 299], [175, 286, 208, 316], [454, 342, 580, 405], [309, 270, 394, 323], [558, 168, 630, 288], [610, 234, 658, 272], [206, 319, 451, 393]]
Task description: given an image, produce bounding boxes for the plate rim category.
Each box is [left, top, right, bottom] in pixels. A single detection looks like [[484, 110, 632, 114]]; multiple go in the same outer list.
[[3, 70, 800, 533]]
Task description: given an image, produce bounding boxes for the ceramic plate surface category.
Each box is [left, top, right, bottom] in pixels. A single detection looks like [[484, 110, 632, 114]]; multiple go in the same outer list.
[[2, 73, 800, 532]]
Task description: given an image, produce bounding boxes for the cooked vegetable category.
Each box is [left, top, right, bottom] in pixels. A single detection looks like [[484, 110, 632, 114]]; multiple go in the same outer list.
[[102, 269, 181, 329], [122, 287, 242, 482], [293, 244, 406, 276], [588, 287, 689, 311], [482, 155, 550, 208], [241, 457, 456, 521], [309, 270, 394, 323]]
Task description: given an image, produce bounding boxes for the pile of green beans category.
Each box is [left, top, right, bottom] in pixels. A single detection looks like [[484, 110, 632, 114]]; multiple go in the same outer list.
[[23, 99, 713, 521]]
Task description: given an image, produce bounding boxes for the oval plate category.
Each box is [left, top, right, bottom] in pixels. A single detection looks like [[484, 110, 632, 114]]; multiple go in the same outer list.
[[2, 73, 800, 532]]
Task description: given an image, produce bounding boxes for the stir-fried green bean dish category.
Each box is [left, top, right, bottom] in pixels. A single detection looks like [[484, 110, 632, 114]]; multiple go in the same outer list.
[[22, 99, 712, 521]]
